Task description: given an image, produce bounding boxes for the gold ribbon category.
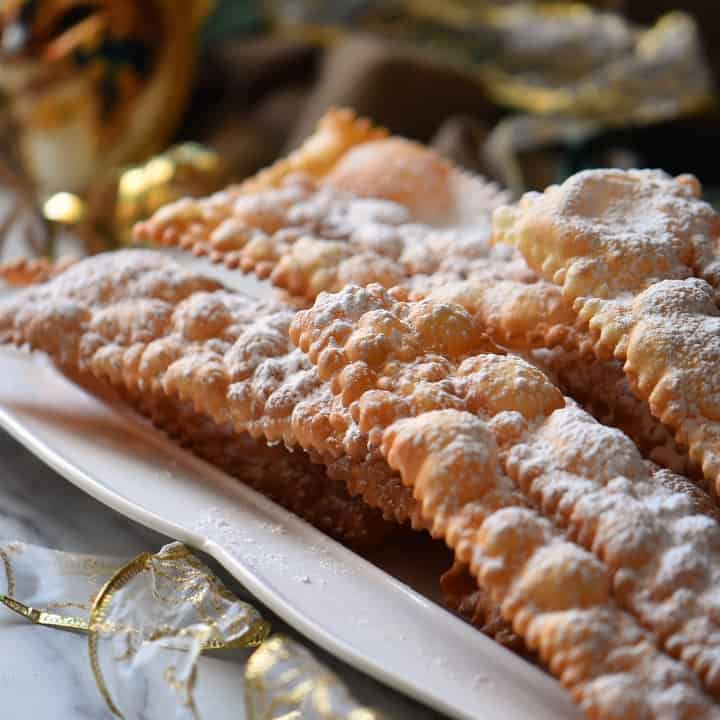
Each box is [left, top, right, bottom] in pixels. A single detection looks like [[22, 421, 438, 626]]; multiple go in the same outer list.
[[1, 541, 384, 720], [246, 635, 384, 720], [0, 594, 91, 632]]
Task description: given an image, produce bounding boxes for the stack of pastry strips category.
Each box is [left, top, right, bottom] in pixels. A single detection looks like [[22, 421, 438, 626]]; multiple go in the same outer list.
[[4, 110, 720, 719]]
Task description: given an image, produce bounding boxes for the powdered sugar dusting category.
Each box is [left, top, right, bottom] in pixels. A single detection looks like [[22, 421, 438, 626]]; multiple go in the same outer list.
[[136, 139, 515, 305], [504, 402, 720, 694], [495, 167, 720, 513], [293, 284, 720, 710], [531, 346, 694, 474]]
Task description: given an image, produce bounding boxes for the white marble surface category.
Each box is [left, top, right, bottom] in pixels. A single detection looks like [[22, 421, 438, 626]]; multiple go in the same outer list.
[[0, 429, 445, 720]]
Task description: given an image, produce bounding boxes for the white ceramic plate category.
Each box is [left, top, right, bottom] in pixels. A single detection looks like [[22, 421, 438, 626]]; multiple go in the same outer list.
[[0, 261, 580, 720]]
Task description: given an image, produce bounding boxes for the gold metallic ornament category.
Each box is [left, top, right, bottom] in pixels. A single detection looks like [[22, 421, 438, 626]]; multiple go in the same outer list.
[[87, 543, 269, 719], [0, 593, 91, 631], [42, 142, 226, 249], [111, 143, 225, 244]]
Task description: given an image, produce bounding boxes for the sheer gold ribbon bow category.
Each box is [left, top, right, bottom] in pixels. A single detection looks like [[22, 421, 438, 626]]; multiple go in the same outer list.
[[0, 541, 383, 720]]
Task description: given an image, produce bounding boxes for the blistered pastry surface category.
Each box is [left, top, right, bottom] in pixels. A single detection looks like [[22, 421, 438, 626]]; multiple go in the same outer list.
[[293, 283, 720, 710], [0, 251, 422, 527], [6, 145, 720, 717], [494, 169, 720, 495]]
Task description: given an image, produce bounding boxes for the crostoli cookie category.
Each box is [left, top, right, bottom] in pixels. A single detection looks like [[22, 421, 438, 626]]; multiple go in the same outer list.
[[131, 111, 696, 476], [292, 283, 720, 713], [133, 109, 579, 350], [0, 250, 422, 529], [493, 169, 720, 496]]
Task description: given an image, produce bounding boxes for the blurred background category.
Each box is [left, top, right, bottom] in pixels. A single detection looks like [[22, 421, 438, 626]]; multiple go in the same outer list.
[[0, 0, 718, 257]]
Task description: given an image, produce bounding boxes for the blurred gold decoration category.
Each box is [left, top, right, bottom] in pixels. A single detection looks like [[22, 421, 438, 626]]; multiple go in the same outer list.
[[43, 191, 85, 224], [43, 142, 227, 250], [0, 0, 215, 198], [267, 2, 713, 126], [474, 7, 713, 124], [112, 143, 225, 244]]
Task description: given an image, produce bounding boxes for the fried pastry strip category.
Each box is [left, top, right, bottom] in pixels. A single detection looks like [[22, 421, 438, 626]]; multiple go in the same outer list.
[[120, 386, 392, 548], [384, 410, 717, 719], [292, 284, 720, 703], [0, 255, 78, 286], [531, 346, 694, 476], [134, 171, 513, 307], [493, 169, 720, 494], [135, 109, 598, 361], [445, 440, 711, 658], [134, 110, 515, 303], [440, 560, 527, 655], [0, 250, 422, 528], [133, 109, 387, 257], [504, 404, 720, 694]]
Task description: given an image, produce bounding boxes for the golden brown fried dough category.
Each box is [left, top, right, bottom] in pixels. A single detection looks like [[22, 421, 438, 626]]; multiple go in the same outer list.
[[494, 169, 720, 495], [134, 109, 513, 307], [0, 256, 79, 286], [293, 283, 720, 707], [0, 250, 422, 528]]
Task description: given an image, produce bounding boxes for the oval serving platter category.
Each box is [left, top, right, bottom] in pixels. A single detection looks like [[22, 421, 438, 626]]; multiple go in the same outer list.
[[0, 261, 579, 720]]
